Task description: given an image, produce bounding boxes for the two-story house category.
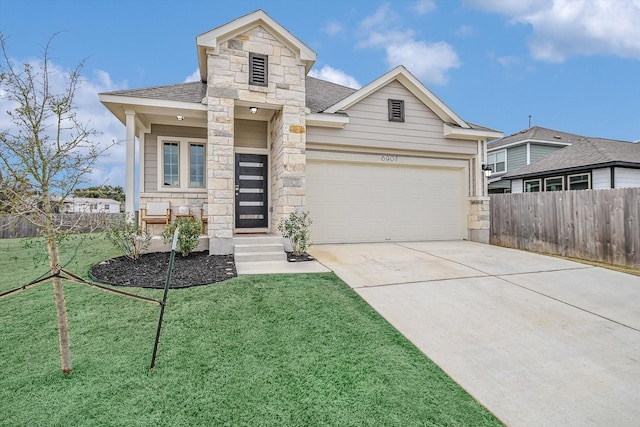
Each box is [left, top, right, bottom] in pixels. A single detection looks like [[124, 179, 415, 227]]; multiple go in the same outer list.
[[99, 10, 501, 256], [487, 126, 587, 193]]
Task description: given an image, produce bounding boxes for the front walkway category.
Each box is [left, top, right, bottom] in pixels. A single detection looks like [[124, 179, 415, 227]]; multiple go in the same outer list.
[[310, 241, 640, 427]]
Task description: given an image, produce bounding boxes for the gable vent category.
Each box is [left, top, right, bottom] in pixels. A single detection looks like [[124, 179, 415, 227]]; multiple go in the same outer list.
[[249, 53, 268, 87], [388, 99, 405, 122]]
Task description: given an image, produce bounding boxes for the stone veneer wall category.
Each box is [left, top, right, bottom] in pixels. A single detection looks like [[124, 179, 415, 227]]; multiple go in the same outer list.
[[467, 196, 490, 243], [205, 25, 308, 254]]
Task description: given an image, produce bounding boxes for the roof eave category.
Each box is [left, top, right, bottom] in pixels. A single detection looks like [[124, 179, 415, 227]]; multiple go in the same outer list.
[[444, 123, 503, 141], [99, 93, 207, 127], [488, 139, 573, 151], [306, 112, 350, 128], [505, 161, 640, 180]]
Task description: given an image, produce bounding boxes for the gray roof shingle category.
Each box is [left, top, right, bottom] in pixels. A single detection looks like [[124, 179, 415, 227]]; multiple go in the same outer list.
[[101, 77, 357, 112], [305, 76, 357, 113], [505, 138, 640, 178], [488, 126, 590, 149], [102, 81, 207, 104]]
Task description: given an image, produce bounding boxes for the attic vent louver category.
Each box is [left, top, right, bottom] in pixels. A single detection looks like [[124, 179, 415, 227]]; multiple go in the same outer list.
[[249, 53, 268, 87], [388, 99, 405, 122]]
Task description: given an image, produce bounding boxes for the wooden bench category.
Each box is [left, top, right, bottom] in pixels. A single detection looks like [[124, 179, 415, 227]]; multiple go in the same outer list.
[[200, 203, 209, 233], [140, 202, 171, 229]]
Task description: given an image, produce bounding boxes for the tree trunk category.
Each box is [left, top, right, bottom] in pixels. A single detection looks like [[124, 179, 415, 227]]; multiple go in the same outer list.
[[47, 235, 72, 374]]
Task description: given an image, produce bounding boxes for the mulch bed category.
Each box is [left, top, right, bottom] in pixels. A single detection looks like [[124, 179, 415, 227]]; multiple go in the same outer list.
[[89, 251, 236, 289], [286, 251, 315, 262]]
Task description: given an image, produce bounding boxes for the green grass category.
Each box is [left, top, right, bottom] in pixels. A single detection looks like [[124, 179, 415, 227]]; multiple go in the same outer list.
[[0, 235, 500, 426]]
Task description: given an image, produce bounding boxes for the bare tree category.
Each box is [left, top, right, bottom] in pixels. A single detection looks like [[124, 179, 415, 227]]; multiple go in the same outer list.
[[0, 33, 114, 374]]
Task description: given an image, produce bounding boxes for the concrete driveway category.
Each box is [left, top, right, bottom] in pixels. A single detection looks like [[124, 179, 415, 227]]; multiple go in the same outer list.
[[309, 241, 640, 427]]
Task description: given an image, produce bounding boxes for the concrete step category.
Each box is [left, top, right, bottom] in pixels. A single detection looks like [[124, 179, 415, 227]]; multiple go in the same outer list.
[[234, 243, 284, 254], [234, 251, 287, 263], [233, 236, 285, 246]]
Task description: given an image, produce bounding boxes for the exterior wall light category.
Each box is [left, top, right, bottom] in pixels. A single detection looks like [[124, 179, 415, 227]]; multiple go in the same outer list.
[[176, 115, 184, 121], [249, 106, 258, 114], [482, 164, 492, 177]]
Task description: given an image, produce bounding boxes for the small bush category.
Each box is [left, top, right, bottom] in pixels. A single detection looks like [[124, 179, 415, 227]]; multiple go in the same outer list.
[[278, 210, 312, 256], [104, 213, 151, 260], [162, 216, 201, 257]]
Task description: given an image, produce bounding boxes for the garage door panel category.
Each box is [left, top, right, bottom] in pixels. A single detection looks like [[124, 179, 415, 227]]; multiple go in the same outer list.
[[307, 160, 466, 244]]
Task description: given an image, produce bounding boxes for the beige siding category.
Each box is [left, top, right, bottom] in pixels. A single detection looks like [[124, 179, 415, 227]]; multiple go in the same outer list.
[[143, 125, 207, 192], [235, 119, 267, 149], [307, 81, 477, 155], [144, 137, 158, 192]]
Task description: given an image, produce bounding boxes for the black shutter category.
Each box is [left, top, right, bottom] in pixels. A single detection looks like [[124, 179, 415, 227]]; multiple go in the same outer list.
[[388, 99, 405, 122], [249, 53, 268, 87]]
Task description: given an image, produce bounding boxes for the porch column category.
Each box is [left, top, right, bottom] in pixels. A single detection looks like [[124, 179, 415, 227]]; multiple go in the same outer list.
[[207, 97, 235, 255], [124, 110, 136, 218]]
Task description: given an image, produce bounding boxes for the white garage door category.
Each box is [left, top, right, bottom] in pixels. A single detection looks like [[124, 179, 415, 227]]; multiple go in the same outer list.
[[306, 158, 467, 244]]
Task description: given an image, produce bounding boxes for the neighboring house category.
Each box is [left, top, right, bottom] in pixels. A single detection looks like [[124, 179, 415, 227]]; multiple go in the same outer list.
[[60, 197, 121, 214], [99, 10, 501, 254], [504, 138, 640, 193], [487, 126, 590, 193]]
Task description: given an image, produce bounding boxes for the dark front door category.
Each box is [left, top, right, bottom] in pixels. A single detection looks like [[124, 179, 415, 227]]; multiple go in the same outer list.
[[235, 153, 268, 229]]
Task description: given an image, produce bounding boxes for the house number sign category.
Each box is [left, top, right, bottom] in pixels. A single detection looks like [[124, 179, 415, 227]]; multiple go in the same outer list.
[[381, 155, 398, 162]]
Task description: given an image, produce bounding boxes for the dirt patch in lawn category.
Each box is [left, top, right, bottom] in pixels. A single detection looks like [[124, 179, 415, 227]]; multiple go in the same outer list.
[[90, 251, 236, 288]]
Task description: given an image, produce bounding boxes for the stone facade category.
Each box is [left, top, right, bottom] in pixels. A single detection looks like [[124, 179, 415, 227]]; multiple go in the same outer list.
[[467, 196, 490, 243], [205, 25, 307, 254]]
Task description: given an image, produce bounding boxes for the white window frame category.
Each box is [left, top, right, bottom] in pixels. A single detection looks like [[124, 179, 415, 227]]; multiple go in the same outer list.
[[487, 150, 507, 174], [568, 173, 590, 190], [157, 136, 207, 192], [524, 178, 541, 192], [544, 176, 564, 192]]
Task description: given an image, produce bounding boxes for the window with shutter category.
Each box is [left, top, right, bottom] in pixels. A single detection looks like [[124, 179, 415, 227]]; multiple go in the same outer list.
[[249, 53, 268, 87], [388, 99, 405, 122]]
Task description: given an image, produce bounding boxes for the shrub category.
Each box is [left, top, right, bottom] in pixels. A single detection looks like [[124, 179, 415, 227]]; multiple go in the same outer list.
[[162, 216, 201, 257], [104, 213, 151, 260], [278, 210, 312, 256]]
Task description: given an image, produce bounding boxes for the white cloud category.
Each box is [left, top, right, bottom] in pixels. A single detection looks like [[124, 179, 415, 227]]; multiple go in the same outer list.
[[322, 21, 344, 36], [184, 68, 200, 83], [468, 0, 640, 62], [0, 57, 128, 188], [309, 65, 362, 89], [413, 0, 437, 14], [358, 4, 461, 84], [387, 41, 461, 85]]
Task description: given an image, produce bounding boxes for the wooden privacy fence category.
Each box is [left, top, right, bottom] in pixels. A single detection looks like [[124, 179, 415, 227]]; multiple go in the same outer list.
[[0, 213, 121, 239], [490, 188, 640, 268]]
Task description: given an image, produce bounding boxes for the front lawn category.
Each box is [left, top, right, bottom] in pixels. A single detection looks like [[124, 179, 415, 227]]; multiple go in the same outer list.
[[0, 235, 500, 426]]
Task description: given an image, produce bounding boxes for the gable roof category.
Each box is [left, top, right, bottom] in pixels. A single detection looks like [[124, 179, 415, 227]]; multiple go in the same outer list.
[[324, 65, 466, 126], [488, 126, 588, 150], [322, 65, 501, 140], [505, 138, 640, 179], [196, 10, 317, 81]]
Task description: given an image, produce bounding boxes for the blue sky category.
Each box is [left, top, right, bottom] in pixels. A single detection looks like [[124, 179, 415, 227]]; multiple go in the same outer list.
[[1, 0, 639, 187]]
